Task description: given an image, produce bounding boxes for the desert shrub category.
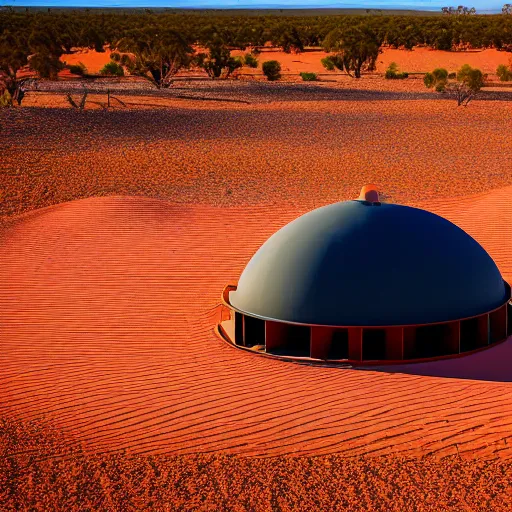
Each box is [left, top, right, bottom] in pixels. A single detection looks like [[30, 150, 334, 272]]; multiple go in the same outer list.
[[385, 61, 398, 78], [456, 64, 484, 90], [385, 62, 408, 79], [432, 68, 449, 81], [496, 64, 512, 81], [300, 72, 317, 81], [0, 88, 12, 107], [100, 61, 124, 76], [68, 62, 87, 76], [110, 52, 121, 62], [423, 72, 435, 88], [321, 54, 344, 72], [424, 68, 448, 91], [426, 64, 483, 105], [321, 57, 335, 71], [262, 60, 281, 81], [244, 53, 258, 68], [429, 65, 485, 106], [435, 80, 447, 92]]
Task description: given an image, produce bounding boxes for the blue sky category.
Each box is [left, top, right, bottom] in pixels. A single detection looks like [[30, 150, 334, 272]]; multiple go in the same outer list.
[[0, 0, 504, 13]]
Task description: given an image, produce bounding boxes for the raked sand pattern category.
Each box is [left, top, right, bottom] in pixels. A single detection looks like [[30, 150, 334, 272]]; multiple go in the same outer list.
[[2, 188, 512, 460]]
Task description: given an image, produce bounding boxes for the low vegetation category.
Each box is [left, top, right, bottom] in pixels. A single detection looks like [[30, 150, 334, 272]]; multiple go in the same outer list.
[[424, 67, 449, 91], [385, 62, 408, 79], [262, 60, 281, 80], [244, 53, 259, 68], [300, 72, 318, 81], [0, 86, 10, 106], [496, 62, 512, 80], [67, 61, 87, 76], [321, 54, 344, 72], [424, 64, 485, 105], [100, 61, 124, 76]]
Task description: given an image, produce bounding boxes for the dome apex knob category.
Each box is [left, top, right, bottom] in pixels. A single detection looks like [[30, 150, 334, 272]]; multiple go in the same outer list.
[[358, 184, 379, 203]]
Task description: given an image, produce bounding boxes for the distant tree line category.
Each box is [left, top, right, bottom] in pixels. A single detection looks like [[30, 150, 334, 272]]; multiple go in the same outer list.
[[2, 9, 512, 55], [1, 8, 512, 103]]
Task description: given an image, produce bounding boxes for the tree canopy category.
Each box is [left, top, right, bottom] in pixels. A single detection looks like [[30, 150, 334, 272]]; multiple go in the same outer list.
[[1, 9, 512, 57], [117, 26, 193, 87], [323, 25, 382, 78]]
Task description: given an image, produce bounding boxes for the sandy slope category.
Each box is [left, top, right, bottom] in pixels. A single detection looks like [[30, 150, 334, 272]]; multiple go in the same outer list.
[[1, 187, 512, 459]]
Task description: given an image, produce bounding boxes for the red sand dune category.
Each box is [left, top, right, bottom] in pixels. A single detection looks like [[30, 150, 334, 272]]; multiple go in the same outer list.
[[1, 188, 512, 459]]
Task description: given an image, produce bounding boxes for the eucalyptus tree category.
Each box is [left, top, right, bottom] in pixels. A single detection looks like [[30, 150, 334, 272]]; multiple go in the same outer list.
[[195, 36, 243, 79], [323, 25, 382, 78], [117, 26, 193, 88], [0, 30, 29, 104]]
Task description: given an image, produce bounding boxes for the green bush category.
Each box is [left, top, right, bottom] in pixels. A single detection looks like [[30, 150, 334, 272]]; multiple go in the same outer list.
[[423, 72, 435, 88], [244, 53, 258, 68], [457, 64, 484, 91], [385, 62, 408, 79], [300, 72, 317, 81], [435, 80, 447, 92], [321, 54, 343, 72], [99, 61, 124, 77], [424, 68, 448, 91], [262, 60, 281, 81], [321, 57, 334, 71], [68, 62, 87, 76], [432, 68, 448, 81], [497, 64, 512, 81], [0, 88, 12, 108]]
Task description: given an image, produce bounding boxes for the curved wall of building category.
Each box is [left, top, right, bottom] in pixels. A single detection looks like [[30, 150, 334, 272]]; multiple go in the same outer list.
[[220, 285, 511, 364]]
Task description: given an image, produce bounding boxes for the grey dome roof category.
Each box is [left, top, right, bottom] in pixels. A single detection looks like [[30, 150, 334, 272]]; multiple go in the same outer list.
[[229, 200, 509, 327]]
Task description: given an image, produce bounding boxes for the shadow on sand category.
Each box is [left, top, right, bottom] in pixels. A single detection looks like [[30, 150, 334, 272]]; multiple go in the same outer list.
[[364, 337, 512, 383]]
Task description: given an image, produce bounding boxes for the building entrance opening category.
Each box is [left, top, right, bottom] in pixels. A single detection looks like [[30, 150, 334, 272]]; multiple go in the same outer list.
[[244, 315, 265, 348], [287, 325, 310, 357], [362, 329, 386, 360], [328, 330, 349, 359]]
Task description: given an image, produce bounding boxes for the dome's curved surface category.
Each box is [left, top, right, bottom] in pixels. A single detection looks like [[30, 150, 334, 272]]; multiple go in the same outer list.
[[229, 200, 509, 326]]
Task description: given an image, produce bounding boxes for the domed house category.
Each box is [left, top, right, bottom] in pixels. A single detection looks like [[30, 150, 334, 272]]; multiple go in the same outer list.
[[219, 186, 511, 363]]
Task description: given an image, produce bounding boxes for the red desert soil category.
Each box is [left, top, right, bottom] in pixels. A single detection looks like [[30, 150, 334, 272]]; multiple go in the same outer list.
[[62, 47, 511, 76], [2, 90, 512, 509], [2, 417, 511, 512], [1, 187, 512, 461], [2, 97, 512, 218]]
